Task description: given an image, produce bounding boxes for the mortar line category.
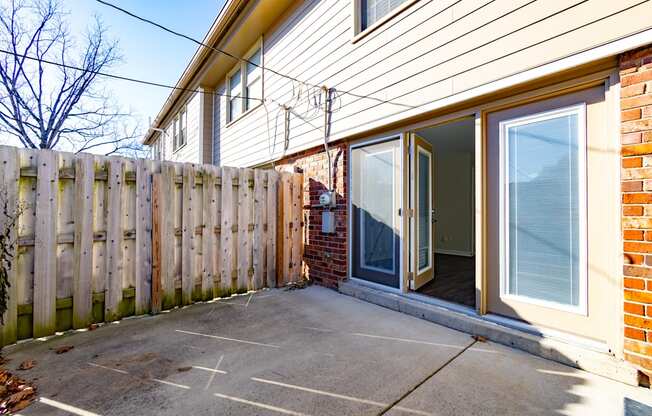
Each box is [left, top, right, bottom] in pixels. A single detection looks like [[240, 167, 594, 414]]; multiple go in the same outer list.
[[376, 340, 477, 416]]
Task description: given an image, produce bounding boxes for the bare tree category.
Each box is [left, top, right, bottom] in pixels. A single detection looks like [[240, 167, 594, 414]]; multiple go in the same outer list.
[[0, 0, 144, 156]]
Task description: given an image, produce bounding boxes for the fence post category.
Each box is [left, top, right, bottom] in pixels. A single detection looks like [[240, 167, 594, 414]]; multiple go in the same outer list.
[[291, 173, 304, 282]]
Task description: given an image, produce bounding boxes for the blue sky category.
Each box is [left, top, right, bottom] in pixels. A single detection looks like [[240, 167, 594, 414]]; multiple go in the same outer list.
[[68, 0, 225, 128]]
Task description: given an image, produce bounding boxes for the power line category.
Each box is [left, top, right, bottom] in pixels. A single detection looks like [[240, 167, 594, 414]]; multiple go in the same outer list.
[[94, 0, 418, 109], [0, 48, 261, 102]]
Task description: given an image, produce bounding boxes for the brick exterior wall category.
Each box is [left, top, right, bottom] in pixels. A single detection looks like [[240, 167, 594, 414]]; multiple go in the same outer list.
[[620, 45, 652, 373], [275, 142, 348, 288]]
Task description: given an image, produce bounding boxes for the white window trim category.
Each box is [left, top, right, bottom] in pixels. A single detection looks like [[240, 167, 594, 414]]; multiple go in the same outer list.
[[226, 38, 264, 126], [351, 0, 419, 44], [498, 103, 588, 316]]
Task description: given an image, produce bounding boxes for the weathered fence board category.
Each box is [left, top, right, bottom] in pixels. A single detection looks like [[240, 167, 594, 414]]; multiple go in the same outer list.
[[0, 146, 19, 345], [72, 154, 94, 329], [266, 170, 278, 288], [135, 159, 153, 315], [201, 166, 216, 300], [0, 145, 303, 347], [181, 164, 195, 305], [220, 167, 235, 295], [33, 150, 58, 338], [151, 174, 162, 314], [237, 168, 253, 291]]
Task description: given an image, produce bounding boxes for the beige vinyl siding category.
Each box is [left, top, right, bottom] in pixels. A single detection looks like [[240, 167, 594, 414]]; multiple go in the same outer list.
[[160, 92, 202, 163], [214, 0, 652, 167]]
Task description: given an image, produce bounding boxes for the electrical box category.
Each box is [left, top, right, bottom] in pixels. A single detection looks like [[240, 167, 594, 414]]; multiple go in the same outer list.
[[318, 191, 336, 208], [322, 211, 335, 234]]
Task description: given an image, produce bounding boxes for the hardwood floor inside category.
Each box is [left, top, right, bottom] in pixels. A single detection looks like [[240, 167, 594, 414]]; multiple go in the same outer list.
[[416, 254, 475, 308]]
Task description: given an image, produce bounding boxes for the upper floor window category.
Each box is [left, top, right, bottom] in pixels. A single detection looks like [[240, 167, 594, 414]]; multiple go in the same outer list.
[[227, 39, 263, 123], [172, 106, 187, 151], [354, 0, 416, 40], [361, 0, 408, 30]]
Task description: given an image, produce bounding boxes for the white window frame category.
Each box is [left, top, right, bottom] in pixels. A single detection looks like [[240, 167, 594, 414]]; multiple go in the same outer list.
[[226, 38, 263, 124], [498, 103, 588, 315], [172, 116, 179, 151], [352, 0, 418, 42]]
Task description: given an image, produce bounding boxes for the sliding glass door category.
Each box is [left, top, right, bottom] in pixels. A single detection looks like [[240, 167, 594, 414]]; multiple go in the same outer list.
[[351, 139, 401, 288]]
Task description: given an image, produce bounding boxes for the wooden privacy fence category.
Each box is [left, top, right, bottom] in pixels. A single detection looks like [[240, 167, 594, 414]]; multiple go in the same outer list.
[[0, 145, 304, 347]]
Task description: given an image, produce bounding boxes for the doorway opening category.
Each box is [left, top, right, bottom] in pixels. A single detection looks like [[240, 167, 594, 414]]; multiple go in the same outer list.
[[409, 118, 476, 308]]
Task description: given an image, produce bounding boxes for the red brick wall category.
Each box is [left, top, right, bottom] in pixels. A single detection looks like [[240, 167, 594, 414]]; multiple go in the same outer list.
[[275, 142, 348, 288], [620, 45, 652, 373]]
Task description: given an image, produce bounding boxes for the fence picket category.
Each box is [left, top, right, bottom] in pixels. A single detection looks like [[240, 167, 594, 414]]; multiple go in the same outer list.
[[291, 173, 303, 282], [252, 170, 266, 290], [33, 150, 58, 337], [266, 171, 278, 288], [220, 167, 235, 295], [151, 173, 162, 314], [0, 147, 19, 345], [238, 169, 253, 291], [135, 159, 153, 314], [72, 154, 94, 328], [181, 164, 196, 305], [105, 158, 124, 322], [201, 166, 216, 300], [161, 163, 176, 309]]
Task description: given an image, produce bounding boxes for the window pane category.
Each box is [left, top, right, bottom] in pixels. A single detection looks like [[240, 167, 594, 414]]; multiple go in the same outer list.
[[358, 147, 396, 272], [505, 109, 582, 307], [230, 69, 241, 93], [417, 150, 430, 271], [229, 95, 241, 121], [361, 0, 408, 30]]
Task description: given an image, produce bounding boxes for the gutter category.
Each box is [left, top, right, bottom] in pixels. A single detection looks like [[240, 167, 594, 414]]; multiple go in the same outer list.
[[142, 0, 250, 145]]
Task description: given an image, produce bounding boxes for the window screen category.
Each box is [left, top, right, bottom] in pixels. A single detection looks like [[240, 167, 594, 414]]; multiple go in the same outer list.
[[361, 0, 408, 31]]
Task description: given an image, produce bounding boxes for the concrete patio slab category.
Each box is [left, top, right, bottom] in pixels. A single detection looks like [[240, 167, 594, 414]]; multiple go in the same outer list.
[[384, 341, 652, 416], [4, 286, 651, 415]]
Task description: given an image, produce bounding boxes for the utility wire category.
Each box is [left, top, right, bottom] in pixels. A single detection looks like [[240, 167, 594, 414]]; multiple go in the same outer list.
[[94, 0, 418, 109], [0, 48, 261, 102]]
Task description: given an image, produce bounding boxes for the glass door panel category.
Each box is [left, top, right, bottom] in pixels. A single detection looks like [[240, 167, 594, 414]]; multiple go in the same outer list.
[[411, 134, 434, 290], [351, 139, 401, 288]]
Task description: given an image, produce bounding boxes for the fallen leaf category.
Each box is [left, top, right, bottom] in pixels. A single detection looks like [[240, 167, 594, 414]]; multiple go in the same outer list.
[[88, 324, 98, 331], [177, 366, 191, 372], [472, 335, 487, 343], [54, 345, 74, 354], [11, 399, 32, 412], [17, 360, 35, 371]]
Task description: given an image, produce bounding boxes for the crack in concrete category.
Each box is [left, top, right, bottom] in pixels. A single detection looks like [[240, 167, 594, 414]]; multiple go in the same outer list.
[[377, 339, 478, 416]]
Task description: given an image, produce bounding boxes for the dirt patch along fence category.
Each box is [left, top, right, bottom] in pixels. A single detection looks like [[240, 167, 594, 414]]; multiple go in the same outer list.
[[0, 145, 304, 346]]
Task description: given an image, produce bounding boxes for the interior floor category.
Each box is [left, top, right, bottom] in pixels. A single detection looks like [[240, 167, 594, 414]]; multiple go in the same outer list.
[[416, 254, 475, 308]]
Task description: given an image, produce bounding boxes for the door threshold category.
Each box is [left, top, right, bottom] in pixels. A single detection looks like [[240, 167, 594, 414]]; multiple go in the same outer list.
[[339, 279, 639, 386]]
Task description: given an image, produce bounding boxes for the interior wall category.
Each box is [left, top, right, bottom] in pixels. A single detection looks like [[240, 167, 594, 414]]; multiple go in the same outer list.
[[418, 118, 475, 257], [434, 152, 474, 256]]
